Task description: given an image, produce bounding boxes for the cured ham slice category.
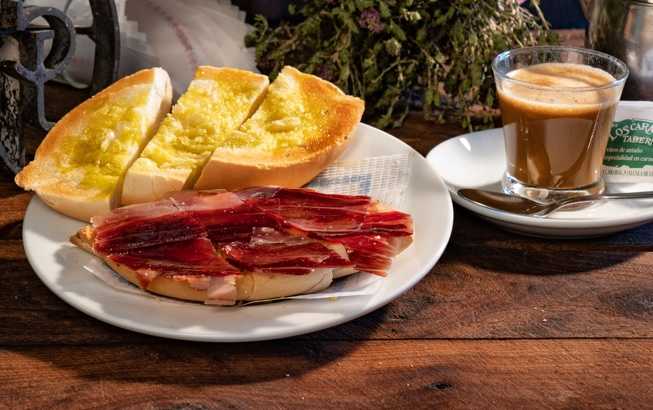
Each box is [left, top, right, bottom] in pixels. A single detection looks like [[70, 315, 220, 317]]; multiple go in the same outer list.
[[121, 237, 218, 264], [107, 237, 240, 287], [88, 188, 413, 280], [202, 204, 278, 245], [222, 229, 352, 273], [237, 187, 412, 238], [109, 253, 240, 288], [237, 187, 372, 209], [93, 191, 248, 252], [233, 189, 413, 275], [91, 197, 179, 229], [94, 213, 205, 254], [324, 234, 398, 276]]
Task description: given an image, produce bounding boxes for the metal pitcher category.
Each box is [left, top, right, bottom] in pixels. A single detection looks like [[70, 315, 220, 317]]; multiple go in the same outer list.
[[585, 0, 653, 100]]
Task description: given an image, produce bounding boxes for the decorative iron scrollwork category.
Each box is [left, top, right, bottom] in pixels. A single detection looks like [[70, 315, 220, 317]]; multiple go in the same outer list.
[[0, 0, 119, 174]]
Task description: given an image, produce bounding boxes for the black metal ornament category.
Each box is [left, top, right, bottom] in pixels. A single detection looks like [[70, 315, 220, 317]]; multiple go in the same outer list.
[[0, 0, 119, 175]]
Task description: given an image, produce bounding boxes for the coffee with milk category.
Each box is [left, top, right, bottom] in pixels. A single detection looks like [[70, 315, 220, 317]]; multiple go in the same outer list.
[[498, 62, 619, 190]]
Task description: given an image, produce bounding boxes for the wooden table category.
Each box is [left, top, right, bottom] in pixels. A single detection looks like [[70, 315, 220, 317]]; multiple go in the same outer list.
[[1, 86, 652, 409]]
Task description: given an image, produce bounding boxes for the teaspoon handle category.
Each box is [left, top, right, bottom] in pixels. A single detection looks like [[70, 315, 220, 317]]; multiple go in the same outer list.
[[540, 191, 653, 215], [548, 190, 653, 215], [601, 191, 653, 200]]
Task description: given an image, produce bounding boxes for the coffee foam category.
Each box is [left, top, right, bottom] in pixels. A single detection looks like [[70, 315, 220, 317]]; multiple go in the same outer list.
[[498, 63, 618, 115]]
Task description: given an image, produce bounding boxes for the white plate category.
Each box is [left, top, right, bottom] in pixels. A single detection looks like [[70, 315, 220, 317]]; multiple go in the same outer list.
[[23, 124, 453, 342], [427, 128, 653, 238]]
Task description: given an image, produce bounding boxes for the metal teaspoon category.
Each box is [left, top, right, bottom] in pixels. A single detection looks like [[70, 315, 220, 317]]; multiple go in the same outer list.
[[457, 189, 653, 217]]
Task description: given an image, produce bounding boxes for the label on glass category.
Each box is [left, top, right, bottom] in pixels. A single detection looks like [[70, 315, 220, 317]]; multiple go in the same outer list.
[[603, 101, 653, 182]]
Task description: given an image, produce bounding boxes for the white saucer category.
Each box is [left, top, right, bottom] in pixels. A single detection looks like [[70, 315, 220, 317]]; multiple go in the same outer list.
[[427, 128, 653, 238], [22, 124, 454, 342]]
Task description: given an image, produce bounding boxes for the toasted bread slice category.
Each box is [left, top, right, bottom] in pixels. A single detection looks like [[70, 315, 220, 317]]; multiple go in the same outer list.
[[71, 226, 335, 305], [121, 67, 269, 205], [15, 68, 172, 221], [193, 66, 365, 190]]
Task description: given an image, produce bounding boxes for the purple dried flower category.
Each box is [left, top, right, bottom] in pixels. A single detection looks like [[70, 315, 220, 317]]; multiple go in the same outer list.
[[358, 8, 384, 33]]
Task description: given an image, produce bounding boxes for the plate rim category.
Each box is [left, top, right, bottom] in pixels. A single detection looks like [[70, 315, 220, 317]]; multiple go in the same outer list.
[[22, 123, 454, 342], [427, 127, 653, 230]]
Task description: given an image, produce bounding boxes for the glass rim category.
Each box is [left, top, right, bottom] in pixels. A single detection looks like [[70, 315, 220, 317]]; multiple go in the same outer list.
[[492, 46, 629, 92]]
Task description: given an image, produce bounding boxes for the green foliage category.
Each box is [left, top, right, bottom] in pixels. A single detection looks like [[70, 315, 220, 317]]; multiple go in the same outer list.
[[246, 0, 556, 129]]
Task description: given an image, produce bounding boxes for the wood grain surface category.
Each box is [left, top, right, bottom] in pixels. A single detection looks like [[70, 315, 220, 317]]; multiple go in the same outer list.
[[2, 340, 652, 409], [2, 58, 653, 407]]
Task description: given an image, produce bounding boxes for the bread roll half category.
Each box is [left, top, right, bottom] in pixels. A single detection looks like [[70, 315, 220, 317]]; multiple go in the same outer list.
[[194, 66, 365, 190], [121, 67, 269, 205], [15, 68, 172, 221]]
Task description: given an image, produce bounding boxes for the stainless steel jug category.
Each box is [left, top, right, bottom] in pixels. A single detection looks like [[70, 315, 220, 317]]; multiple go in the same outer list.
[[585, 0, 653, 100]]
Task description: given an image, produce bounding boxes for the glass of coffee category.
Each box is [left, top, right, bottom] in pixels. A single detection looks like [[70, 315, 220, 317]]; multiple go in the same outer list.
[[492, 46, 628, 203]]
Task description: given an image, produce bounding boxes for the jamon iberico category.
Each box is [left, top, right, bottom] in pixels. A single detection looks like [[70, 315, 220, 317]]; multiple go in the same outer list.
[[75, 188, 413, 303]]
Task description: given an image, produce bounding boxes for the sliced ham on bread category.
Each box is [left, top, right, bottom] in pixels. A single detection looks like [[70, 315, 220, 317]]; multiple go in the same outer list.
[[71, 225, 336, 304], [71, 188, 413, 305]]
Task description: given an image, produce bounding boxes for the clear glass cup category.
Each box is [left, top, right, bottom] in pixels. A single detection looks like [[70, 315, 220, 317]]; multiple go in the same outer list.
[[492, 46, 629, 203]]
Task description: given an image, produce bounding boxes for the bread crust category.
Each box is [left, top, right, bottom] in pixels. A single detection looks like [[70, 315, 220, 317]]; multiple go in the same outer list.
[[194, 66, 365, 190], [194, 65, 269, 88], [193, 131, 354, 190], [15, 68, 172, 221], [36, 189, 115, 223]]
